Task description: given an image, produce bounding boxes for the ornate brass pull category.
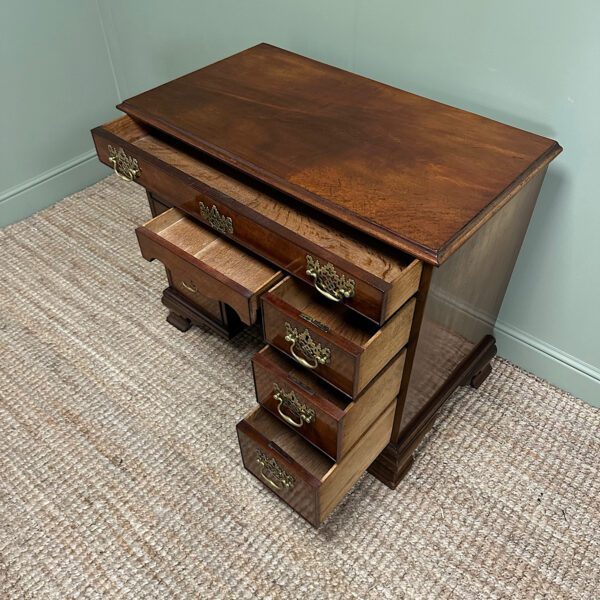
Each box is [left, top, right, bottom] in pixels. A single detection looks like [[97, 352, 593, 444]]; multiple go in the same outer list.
[[198, 202, 234, 235], [181, 281, 197, 293], [284, 322, 331, 370], [256, 450, 295, 491], [273, 383, 315, 428], [306, 255, 355, 303], [108, 145, 140, 182]]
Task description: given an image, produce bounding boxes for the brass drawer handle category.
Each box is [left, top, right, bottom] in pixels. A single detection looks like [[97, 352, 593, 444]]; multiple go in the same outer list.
[[108, 145, 141, 182], [273, 383, 316, 428], [284, 322, 331, 370], [181, 280, 197, 293], [306, 255, 355, 303], [256, 450, 295, 491], [198, 201, 234, 235]]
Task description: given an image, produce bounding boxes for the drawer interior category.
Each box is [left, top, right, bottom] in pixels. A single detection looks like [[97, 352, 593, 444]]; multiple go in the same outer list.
[[144, 208, 279, 291], [268, 276, 378, 347], [99, 116, 417, 283]]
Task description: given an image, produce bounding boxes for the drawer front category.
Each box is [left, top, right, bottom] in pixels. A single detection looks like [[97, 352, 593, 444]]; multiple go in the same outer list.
[[253, 347, 407, 461], [92, 121, 420, 325], [252, 353, 342, 460], [237, 418, 319, 526], [238, 403, 396, 526], [261, 278, 415, 398], [166, 264, 224, 321], [262, 300, 358, 397], [181, 193, 387, 323]]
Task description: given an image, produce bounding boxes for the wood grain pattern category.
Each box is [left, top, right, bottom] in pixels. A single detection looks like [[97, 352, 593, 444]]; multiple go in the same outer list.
[[358, 298, 415, 392], [262, 277, 413, 397], [394, 170, 547, 440], [319, 401, 395, 522], [89, 46, 562, 520], [237, 403, 395, 527], [118, 43, 562, 264], [252, 346, 405, 460], [92, 116, 419, 323], [237, 411, 321, 527], [136, 208, 281, 325]]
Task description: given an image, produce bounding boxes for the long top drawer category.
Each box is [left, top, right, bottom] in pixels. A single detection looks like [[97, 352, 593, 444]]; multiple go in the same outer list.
[[92, 116, 422, 325]]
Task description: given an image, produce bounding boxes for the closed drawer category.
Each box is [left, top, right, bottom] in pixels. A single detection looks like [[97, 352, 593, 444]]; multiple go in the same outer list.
[[136, 208, 282, 325], [168, 266, 223, 321], [237, 403, 395, 527], [252, 346, 406, 460], [262, 276, 415, 397], [92, 116, 422, 325]]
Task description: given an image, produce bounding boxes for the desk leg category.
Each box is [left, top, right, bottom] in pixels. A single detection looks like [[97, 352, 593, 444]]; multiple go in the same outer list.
[[368, 335, 496, 489]]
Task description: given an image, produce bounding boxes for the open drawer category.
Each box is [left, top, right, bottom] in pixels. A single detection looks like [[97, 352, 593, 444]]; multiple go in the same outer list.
[[136, 208, 282, 325], [261, 277, 415, 397], [92, 115, 422, 325], [252, 346, 405, 460], [237, 403, 395, 527]]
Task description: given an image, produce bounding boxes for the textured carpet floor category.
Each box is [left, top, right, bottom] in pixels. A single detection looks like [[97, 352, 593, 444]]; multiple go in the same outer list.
[[0, 175, 598, 600]]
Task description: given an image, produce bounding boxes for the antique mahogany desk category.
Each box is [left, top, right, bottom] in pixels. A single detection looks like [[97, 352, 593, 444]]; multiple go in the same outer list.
[[92, 44, 561, 526]]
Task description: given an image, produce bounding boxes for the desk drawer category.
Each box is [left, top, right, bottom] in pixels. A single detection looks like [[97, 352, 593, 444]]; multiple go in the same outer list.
[[262, 277, 415, 398], [252, 346, 405, 460], [237, 403, 395, 527], [136, 208, 282, 325], [92, 116, 422, 325]]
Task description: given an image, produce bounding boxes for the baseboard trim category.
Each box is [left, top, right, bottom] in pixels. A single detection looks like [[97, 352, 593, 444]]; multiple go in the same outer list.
[[428, 288, 599, 407], [494, 319, 600, 408], [0, 149, 109, 227]]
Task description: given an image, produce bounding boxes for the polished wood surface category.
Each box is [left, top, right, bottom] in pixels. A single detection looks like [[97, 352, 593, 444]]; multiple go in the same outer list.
[[92, 115, 421, 324], [91, 46, 562, 523], [136, 208, 282, 325], [118, 43, 561, 264], [237, 403, 395, 527], [393, 169, 547, 440], [237, 408, 324, 526], [252, 345, 405, 460], [262, 277, 414, 397]]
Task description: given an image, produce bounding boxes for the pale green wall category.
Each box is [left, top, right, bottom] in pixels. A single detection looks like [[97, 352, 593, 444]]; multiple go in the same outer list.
[[2, 1, 598, 406], [0, 0, 120, 224]]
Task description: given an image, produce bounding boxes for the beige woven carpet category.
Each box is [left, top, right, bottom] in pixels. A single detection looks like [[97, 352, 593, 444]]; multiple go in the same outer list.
[[1, 176, 599, 600]]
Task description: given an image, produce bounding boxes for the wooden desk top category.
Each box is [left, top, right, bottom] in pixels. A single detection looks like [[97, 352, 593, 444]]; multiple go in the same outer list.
[[119, 43, 561, 264]]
